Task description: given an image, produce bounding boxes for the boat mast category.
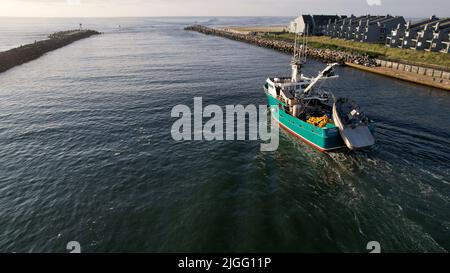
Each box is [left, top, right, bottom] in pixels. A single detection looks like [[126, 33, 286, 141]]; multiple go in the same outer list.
[[291, 24, 307, 83]]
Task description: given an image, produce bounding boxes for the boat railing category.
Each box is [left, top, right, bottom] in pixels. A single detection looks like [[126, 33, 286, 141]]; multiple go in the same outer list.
[[273, 77, 293, 84]]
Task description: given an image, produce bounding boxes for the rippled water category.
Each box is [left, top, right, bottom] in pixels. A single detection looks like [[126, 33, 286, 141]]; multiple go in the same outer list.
[[0, 17, 449, 253]]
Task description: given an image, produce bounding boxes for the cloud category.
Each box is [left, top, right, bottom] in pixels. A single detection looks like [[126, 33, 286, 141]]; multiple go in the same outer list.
[[366, 0, 382, 6]]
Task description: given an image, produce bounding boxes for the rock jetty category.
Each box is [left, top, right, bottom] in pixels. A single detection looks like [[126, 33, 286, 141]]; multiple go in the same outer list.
[[0, 30, 100, 73], [185, 25, 378, 67]]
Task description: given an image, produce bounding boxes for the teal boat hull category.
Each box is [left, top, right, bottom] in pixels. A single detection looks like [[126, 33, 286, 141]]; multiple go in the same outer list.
[[265, 91, 346, 152]]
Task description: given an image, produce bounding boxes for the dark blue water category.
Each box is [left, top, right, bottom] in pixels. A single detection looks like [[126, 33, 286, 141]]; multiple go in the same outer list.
[[0, 17, 449, 253]]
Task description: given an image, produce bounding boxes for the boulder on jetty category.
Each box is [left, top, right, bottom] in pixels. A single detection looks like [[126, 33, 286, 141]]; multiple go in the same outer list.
[[0, 30, 101, 73], [185, 25, 378, 67]]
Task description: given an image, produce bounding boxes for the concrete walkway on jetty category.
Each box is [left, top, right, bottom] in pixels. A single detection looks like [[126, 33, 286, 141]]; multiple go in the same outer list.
[[346, 62, 450, 91], [0, 30, 100, 73], [185, 25, 449, 91]]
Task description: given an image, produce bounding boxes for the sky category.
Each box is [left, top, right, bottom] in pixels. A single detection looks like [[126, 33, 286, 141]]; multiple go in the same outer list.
[[0, 0, 449, 18]]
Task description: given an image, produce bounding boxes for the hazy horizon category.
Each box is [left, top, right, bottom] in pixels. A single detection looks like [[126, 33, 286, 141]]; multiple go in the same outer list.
[[1, 0, 449, 18]]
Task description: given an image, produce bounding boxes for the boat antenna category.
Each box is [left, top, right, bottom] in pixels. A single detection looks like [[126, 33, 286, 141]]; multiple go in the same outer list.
[[293, 30, 298, 62], [291, 24, 307, 83], [303, 24, 308, 63]]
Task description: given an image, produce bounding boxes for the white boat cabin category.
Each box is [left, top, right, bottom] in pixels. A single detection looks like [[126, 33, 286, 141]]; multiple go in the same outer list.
[[265, 77, 310, 101]]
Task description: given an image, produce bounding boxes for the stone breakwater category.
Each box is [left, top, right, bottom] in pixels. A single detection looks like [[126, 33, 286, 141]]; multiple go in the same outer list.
[[185, 25, 378, 67], [0, 30, 101, 73]]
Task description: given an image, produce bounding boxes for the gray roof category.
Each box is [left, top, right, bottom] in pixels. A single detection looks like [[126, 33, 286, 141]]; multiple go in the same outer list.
[[367, 16, 393, 25], [410, 17, 440, 29], [378, 16, 406, 25], [435, 18, 450, 30], [301, 15, 314, 27], [349, 15, 377, 25], [312, 15, 342, 26], [298, 14, 345, 27]]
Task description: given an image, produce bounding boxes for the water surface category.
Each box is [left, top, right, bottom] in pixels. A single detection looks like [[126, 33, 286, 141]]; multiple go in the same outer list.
[[0, 17, 449, 252]]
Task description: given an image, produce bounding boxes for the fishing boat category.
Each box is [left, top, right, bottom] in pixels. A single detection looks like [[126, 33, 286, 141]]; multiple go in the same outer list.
[[263, 31, 375, 152]]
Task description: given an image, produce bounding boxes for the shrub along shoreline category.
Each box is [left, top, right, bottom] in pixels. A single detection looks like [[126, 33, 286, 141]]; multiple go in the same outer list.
[[268, 33, 450, 71]]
